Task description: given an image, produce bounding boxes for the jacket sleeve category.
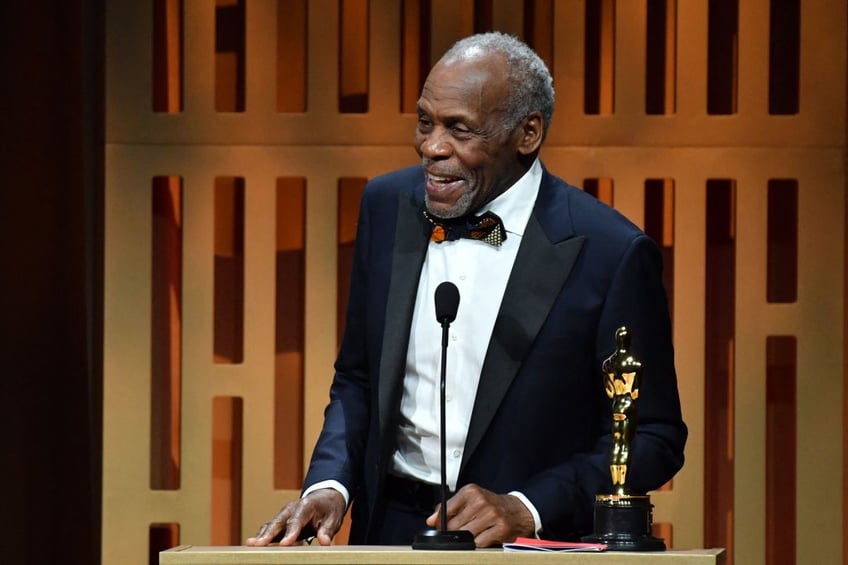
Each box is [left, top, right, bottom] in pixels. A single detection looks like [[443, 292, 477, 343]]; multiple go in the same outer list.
[[523, 234, 687, 539]]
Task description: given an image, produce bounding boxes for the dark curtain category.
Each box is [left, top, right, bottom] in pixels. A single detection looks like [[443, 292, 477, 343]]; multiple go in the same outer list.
[[0, 1, 104, 564]]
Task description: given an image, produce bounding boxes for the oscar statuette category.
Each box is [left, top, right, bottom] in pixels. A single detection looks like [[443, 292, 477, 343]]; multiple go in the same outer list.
[[582, 327, 666, 551]]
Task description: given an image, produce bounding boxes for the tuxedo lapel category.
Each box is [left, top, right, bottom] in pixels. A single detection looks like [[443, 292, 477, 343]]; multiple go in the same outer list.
[[377, 188, 429, 439], [461, 203, 585, 473]]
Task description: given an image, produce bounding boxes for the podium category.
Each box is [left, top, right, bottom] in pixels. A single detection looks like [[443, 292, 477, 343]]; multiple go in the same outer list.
[[161, 545, 725, 564]]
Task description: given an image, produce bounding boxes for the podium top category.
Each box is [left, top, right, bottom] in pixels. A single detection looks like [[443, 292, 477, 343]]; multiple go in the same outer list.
[[160, 545, 726, 565]]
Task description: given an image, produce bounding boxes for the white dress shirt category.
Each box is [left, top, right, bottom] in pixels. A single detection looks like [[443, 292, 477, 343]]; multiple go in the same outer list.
[[390, 159, 543, 532]]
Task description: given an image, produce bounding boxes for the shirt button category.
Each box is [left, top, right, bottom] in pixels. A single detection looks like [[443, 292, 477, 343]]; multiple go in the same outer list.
[[452, 449, 461, 458], [451, 334, 458, 341], [446, 393, 452, 402], [459, 274, 467, 280]]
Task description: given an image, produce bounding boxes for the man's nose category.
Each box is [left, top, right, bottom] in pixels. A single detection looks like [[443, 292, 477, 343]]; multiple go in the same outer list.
[[420, 128, 451, 159]]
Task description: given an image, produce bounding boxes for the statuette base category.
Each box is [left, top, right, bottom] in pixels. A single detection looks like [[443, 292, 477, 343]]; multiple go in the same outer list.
[[581, 494, 666, 551]]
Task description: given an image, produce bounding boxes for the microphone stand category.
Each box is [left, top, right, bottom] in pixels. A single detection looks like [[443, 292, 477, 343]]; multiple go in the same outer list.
[[412, 310, 475, 550]]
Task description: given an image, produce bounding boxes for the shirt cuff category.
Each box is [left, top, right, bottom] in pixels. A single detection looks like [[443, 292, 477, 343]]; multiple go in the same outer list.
[[508, 491, 542, 537], [303, 480, 350, 508]]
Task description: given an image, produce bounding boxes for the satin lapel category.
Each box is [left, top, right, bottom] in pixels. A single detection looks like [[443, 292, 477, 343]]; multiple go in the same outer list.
[[461, 214, 586, 472], [377, 189, 429, 438]]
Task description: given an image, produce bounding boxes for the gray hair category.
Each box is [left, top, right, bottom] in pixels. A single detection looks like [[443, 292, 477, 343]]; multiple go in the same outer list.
[[441, 32, 555, 135]]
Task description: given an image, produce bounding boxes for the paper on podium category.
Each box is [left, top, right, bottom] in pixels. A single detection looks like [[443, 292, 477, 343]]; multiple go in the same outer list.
[[503, 536, 607, 552]]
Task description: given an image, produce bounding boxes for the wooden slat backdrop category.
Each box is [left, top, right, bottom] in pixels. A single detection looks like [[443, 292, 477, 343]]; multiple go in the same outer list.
[[103, 1, 846, 564]]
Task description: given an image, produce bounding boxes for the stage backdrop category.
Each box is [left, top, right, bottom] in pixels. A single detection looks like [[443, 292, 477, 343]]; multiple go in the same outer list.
[[102, 1, 846, 564]]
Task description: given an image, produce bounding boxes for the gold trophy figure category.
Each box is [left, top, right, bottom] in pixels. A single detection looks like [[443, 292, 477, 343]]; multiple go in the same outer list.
[[582, 327, 665, 551], [605, 327, 641, 496]]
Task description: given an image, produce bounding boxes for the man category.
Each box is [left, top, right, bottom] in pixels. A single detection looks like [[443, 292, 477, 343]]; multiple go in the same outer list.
[[248, 32, 686, 548]]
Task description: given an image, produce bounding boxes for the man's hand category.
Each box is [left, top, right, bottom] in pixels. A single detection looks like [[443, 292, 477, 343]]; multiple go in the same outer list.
[[246, 489, 345, 546], [425, 483, 536, 548]]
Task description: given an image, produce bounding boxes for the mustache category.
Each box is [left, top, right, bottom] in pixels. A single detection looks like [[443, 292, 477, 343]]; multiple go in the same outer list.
[[421, 159, 466, 178]]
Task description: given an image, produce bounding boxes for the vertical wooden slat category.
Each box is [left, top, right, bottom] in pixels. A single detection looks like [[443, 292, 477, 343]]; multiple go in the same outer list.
[[738, 0, 771, 117], [615, 0, 644, 117], [181, 0, 214, 113], [844, 161, 848, 565], [675, 0, 708, 118], [401, 0, 431, 113], [490, 0, 524, 37], [524, 0, 554, 71], [646, 0, 676, 115], [765, 336, 796, 565], [368, 0, 403, 113], [337, 178, 367, 345], [277, 0, 308, 112], [430, 0, 474, 67], [768, 0, 799, 115], [274, 178, 306, 489], [151, 176, 182, 490], [584, 0, 615, 115], [474, 0, 493, 32], [339, 0, 369, 112], [149, 523, 180, 565], [644, 179, 675, 323], [766, 179, 798, 303], [211, 396, 243, 545], [153, 0, 183, 112], [663, 0, 676, 114], [599, 0, 615, 114], [215, 0, 246, 112], [704, 179, 736, 564], [214, 177, 245, 364], [707, 0, 738, 114]]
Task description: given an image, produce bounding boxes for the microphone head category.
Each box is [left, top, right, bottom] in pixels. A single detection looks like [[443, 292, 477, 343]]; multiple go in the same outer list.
[[434, 281, 460, 324]]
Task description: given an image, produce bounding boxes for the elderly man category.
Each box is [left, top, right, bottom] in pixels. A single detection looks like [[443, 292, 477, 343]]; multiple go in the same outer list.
[[248, 31, 686, 548]]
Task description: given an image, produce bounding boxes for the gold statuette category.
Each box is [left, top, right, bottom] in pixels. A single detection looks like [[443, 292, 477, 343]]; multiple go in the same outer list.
[[582, 327, 665, 551], [605, 326, 641, 496]]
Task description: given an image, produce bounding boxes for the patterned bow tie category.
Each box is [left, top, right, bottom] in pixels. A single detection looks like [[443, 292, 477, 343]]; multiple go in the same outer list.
[[423, 210, 507, 247]]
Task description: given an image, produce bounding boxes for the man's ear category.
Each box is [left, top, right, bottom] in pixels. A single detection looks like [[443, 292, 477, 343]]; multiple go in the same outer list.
[[516, 111, 544, 155]]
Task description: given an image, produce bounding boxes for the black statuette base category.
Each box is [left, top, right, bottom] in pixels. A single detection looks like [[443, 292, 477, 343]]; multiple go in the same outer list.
[[581, 494, 666, 551], [412, 528, 476, 550]]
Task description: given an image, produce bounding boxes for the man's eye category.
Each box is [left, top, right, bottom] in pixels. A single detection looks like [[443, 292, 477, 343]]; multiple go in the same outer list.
[[451, 125, 471, 135], [417, 117, 432, 130]]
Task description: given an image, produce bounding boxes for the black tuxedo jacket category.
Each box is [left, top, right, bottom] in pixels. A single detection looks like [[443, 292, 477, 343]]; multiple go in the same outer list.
[[303, 164, 687, 542]]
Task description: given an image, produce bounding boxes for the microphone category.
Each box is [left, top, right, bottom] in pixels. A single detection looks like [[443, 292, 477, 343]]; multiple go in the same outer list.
[[434, 281, 460, 324], [412, 282, 475, 551]]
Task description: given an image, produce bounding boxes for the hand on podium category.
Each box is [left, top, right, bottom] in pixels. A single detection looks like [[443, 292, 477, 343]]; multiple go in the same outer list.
[[246, 488, 345, 546], [424, 483, 536, 548]]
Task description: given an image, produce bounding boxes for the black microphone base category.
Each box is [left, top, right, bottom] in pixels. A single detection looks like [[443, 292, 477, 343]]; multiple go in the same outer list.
[[412, 528, 476, 550]]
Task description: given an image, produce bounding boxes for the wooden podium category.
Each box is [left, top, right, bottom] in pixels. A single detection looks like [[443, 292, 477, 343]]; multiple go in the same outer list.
[[161, 545, 725, 564]]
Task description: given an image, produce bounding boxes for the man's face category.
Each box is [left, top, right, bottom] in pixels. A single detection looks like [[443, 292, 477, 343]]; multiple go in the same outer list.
[[414, 54, 526, 219]]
